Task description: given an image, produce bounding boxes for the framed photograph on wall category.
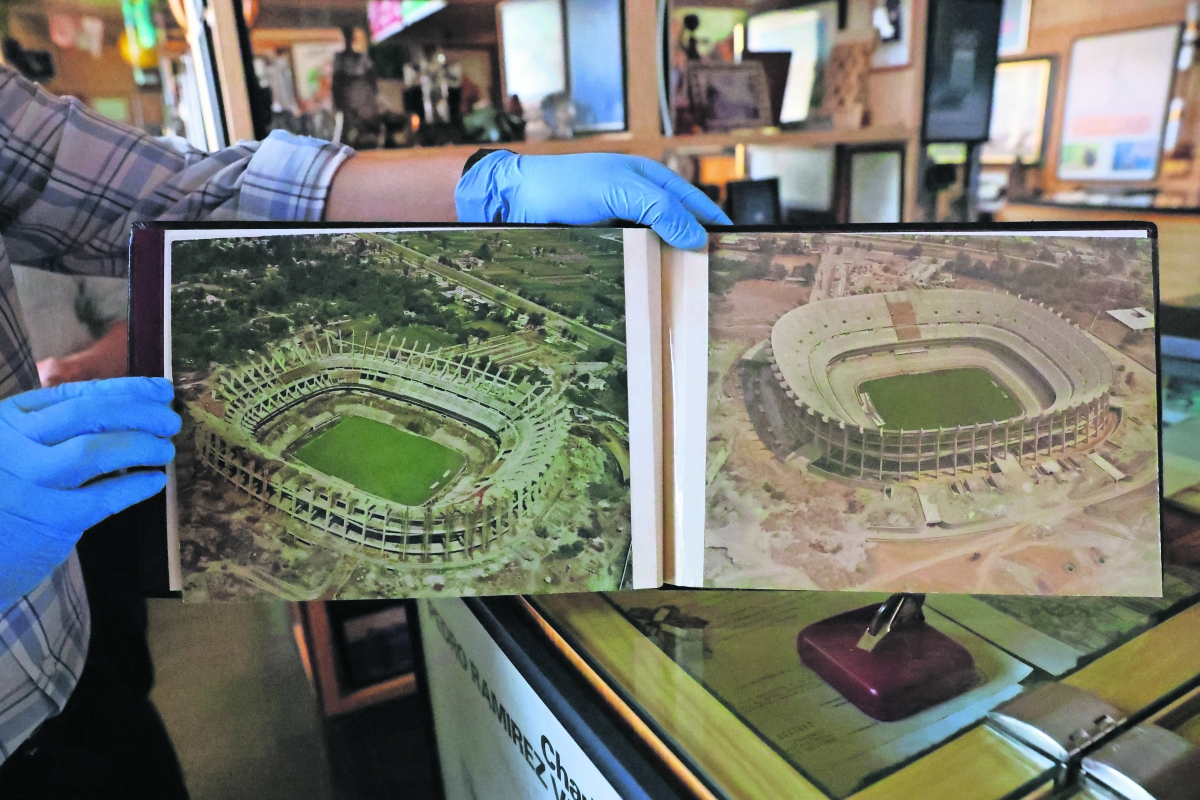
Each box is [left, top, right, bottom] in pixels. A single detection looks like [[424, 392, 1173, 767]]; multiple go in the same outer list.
[[872, 0, 912, 69], [997, 0, 1031, 56], [685, 61, 773, 131], [835, 142, 905, 223], [981, 56, 1054, 164], [1057, 24, 1180, 182]]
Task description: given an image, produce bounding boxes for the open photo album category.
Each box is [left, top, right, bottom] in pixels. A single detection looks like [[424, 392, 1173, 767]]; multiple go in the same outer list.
[[127, 222, 1162, 601]]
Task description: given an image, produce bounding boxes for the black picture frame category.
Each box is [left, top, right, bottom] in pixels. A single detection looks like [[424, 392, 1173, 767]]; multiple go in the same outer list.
[[921, 0, 1004, 143], [726, 177, 782, 224]]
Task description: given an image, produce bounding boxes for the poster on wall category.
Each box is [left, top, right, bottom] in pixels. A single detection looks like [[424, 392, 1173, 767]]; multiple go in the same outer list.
[[1057, 25, 1180, 182], [872, 0, 911, 69], [982, 57, 1052, 164], [997, 0, 1030, 56]]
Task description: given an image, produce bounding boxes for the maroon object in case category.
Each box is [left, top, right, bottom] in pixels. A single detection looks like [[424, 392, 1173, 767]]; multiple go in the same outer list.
[[796, 604, 979, 721]]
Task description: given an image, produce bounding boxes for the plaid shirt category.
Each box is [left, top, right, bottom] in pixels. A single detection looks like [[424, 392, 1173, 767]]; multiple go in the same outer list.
[[0, 64, 352, 761]]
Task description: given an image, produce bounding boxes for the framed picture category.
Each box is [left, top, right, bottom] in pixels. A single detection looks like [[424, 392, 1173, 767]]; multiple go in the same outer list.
[[1057, 24, 1181, 182], [921, 0, 1005, 143], [835, 142, 906, 223], [997, 0, 1031, 56], [293, 600, 417, 717], [685, 61, 773, 131], [872, 0, 912, 69], [981, 56, 1054, 165]]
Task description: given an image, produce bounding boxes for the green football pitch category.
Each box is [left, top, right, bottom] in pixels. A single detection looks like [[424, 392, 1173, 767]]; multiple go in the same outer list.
[[861, 367, 1023, 430], [295, 416, 464, 505]]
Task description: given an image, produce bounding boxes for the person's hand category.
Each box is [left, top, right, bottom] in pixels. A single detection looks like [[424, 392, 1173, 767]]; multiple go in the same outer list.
[[0, 377, 180, 610], [455, 151, 731, 249]]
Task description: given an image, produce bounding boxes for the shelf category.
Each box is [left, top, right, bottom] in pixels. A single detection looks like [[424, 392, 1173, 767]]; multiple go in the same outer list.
[[658, 123, 914, 152], [350, 123, 916, 163]]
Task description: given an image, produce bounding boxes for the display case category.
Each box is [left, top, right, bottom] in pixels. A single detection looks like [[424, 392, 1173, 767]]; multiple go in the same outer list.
[[520, 536, 1200, 800]]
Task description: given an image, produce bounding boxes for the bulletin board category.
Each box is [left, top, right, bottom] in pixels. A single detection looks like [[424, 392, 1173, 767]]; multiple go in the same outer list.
[[1057, 24, 1180, 182]]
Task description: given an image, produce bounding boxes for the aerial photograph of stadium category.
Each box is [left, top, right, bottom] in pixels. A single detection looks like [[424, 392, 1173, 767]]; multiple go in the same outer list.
[[169, 228, 632, 601], [703, 230, 1160, 596]]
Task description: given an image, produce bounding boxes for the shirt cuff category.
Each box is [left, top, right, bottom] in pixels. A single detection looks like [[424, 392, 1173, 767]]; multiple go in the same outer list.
[[236, 130, 355, 222]]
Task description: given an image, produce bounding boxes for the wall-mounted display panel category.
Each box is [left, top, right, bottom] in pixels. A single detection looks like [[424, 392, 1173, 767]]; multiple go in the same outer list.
[[982, 57, 1052, 165], [921, 0, 1004, 143], [1057, 25, 1180, 182]]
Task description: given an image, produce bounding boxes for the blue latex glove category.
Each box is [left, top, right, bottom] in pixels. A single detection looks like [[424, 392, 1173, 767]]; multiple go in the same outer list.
[[455, 151, 732, 249], [0, 377, 180, 611]]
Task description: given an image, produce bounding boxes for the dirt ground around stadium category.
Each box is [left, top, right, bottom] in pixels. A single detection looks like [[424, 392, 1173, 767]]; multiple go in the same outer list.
[[703, 232, 1161, 595]]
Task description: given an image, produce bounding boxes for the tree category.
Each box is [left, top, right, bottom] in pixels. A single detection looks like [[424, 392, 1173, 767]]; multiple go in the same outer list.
[[526, 311, 546, 328], [475, 242, 493, 262], [596, 345, 617, 362], [554, 541, 585, 558]]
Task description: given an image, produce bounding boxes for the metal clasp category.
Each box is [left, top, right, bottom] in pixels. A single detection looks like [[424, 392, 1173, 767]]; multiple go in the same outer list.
[[856, 592, 926, 652]]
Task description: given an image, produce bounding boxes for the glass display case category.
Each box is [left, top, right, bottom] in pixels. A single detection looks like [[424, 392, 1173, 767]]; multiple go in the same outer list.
[[524, 542, 1200, 800]]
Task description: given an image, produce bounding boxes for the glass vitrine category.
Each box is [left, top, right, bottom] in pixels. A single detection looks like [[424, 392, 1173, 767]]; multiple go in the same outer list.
[[527, 544, 1200, 800]]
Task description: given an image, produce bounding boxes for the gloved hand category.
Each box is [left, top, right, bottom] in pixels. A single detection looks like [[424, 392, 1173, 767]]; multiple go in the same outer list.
[[455, 151, 731, 249], [0, 377, 180, 612]]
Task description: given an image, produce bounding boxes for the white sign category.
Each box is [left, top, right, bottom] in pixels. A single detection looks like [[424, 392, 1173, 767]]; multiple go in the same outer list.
[[420, 599, 623, 800]]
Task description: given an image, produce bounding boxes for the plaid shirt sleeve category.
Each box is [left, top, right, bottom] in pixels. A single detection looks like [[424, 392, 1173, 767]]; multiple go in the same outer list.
[[0, 64, 353, 280], [0, 63, 354, 763]]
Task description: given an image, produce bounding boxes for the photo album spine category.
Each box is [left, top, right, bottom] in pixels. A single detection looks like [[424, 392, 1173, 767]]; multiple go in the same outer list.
[[663, 245, 709, 587], [128, 225, 178, 597]]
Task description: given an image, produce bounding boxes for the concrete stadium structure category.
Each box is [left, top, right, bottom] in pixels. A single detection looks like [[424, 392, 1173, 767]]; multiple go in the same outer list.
[[187, 332, 568, 562], [767, 288, 1115, 481]]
